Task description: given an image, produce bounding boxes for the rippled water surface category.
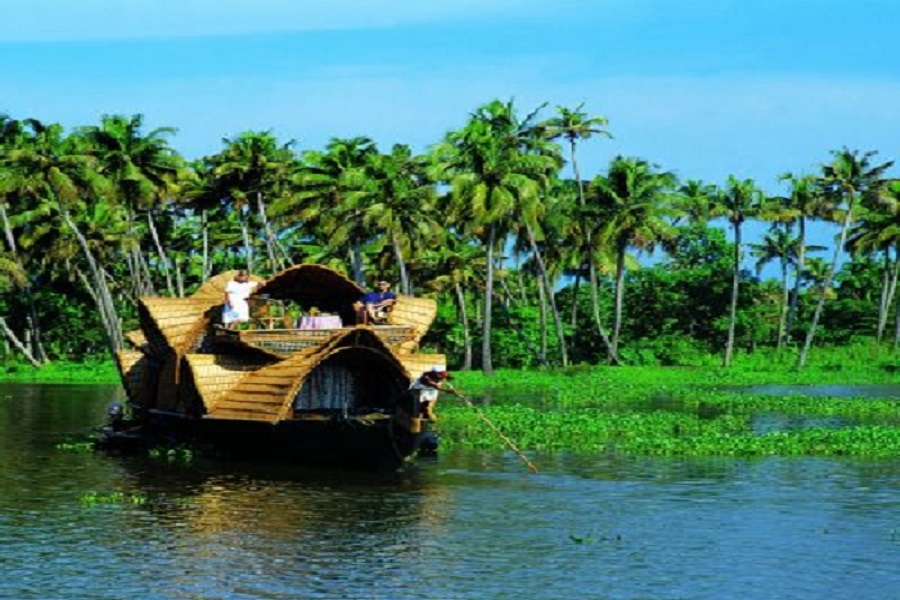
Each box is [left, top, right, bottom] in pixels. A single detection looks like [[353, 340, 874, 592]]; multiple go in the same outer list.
[[2, 384, 900, 600]]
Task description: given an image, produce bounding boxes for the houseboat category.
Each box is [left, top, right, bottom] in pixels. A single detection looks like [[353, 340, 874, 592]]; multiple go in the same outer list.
[[109, 265, 444, 468]]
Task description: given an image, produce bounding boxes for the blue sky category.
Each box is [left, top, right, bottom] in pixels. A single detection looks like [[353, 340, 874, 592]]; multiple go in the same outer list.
[[2, 0, 898, 257]]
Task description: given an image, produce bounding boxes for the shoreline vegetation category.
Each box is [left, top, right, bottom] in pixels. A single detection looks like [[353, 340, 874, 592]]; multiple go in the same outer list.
[[3, 101, 899, 458], [16, 342, 900, 459], [1, 105, 898, 375]]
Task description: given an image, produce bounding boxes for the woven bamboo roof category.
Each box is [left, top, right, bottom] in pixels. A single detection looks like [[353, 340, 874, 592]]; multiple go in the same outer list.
[[124, 329, 148, 350], [185, 353, 280, 414], [191, 270, 266, 303], [205, 328, 406, 423], [255, 264, 364, 312], [391, 295, 438, 351], [395, 353, 447, 381], [138, 297, 220, 357], [115, 350, 149, 405]]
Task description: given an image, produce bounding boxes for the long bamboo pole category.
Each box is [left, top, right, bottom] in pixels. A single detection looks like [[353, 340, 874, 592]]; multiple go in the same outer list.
[[446, 385, 538, 474]]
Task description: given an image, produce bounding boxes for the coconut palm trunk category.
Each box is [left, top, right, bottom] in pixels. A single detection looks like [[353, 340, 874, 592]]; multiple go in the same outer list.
[[777, 256, 790, 349], [611, 239, 627, 357], [0, 202, 47, 363], [588, 264, 620, 365], [146, 210, 175, 296], [724, 221, 742, 367], [482, 225, 496, 375], [60, 205, 124, 354], [894, 291, 900, 350], [798, 205, 854, 368], [240, 216, 255, 273], [257, 192, 281, 273], [569, 269, 581, 328], [201, 209, 211, 280], [454, 282, 473, 370], [536, 274, 549, 364], [0, 316, 42, 368], [785, 217, 807, 343], [525, 222, 568, 366], [391, 231, 411, 295], [876, 249, 899, 343]]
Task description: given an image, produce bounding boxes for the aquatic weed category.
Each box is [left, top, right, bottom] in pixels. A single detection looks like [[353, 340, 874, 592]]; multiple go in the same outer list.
[[80, 491, 148, 506]]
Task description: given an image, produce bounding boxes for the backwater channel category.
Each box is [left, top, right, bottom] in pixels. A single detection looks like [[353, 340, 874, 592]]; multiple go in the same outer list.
[[2, 384, 899, 600]]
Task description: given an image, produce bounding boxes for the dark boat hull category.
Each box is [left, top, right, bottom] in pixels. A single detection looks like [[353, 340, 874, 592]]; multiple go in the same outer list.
[[99, 410, 434, 469]]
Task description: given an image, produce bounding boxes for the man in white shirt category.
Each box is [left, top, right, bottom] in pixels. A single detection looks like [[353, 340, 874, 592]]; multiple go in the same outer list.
[[223, 270, 260, 329], [409, 365, 452, 422]]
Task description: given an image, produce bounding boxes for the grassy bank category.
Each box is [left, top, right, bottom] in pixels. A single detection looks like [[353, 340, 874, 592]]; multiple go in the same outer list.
[[9, 343, 900, 459], [0, 360, 120, 384], [434, 343, 900, 458]]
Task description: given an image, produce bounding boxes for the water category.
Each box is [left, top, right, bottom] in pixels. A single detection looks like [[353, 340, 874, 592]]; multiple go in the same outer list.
[[2, 384, 900, 600], [731, 384, 900, 398]]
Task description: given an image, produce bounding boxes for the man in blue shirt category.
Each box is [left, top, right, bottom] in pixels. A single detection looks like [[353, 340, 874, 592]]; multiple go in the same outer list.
[[363, 280, 397, 324]]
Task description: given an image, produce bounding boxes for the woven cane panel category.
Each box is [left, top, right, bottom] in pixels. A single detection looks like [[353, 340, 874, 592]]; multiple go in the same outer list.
[[396, 353, 447, 381]]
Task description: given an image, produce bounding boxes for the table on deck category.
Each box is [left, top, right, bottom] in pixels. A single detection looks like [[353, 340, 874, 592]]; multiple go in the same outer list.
[[297, 315, 343, 330]]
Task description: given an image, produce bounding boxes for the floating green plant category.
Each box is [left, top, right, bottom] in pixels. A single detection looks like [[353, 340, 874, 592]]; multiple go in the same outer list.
[[80, 491, 148, 506], [436, 403, 900, 458], [148, 445, 194, 463], [56, 441, 95, 453]]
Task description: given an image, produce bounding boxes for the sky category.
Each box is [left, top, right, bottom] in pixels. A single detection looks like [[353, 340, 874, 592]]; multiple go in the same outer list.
[[2, 0, 899, 263]]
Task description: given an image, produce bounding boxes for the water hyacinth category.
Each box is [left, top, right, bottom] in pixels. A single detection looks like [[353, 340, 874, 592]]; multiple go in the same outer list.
[[436, 364, 900, 458], [80, 491, 148, 506]]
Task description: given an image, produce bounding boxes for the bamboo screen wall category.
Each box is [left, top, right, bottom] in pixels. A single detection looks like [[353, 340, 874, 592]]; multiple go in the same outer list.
[[293, 364, 358, 412]]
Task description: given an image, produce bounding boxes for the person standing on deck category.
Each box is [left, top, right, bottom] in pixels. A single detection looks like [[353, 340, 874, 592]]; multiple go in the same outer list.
[[410, 366, 453, 422], [223, 270, 260, 329], [362, 280, 397, 324]]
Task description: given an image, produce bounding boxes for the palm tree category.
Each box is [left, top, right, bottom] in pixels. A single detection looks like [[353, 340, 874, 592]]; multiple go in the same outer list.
[[540, 104, 616, 361], [205, 131, 297, 275], [845, 190, 900, 343], [674, 179, 718, 227], [588, 156, 677, 358], [434, 99, 561, 374], [713, 176, 764, 367], [81, 114, 183, 295], [747, 226, 825, 348], [361, 144, 440, 295], [0, 116, 50, 362], [283, 137, 377, 285], [798, 149, 895, 367], [423, 237, 485, 370], [3, 119, 124, 353], [775, 173, 835, 343]]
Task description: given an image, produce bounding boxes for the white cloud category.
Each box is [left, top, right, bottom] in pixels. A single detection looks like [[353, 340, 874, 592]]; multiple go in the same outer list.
[[0, 0, 555, 42]]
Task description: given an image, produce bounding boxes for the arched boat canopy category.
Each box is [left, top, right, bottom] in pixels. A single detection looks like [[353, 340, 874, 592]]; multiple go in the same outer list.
[[256, 264, 364, 315], [200, 328, 408, 423]]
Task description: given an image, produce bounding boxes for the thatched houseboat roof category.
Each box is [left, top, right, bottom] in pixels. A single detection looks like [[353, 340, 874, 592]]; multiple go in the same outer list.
[[115, 350, 150, 405], [137, 297, 220, 357], [390, 296, 438, 351], [395, 353, 447, 381], [255, 264, 364, 312], [200, 328, 408, 423]]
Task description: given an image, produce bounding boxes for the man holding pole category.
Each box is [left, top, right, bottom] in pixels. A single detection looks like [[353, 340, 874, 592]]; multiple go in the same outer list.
[[410, 365, 452, 422], [414, 366, 539, 473]]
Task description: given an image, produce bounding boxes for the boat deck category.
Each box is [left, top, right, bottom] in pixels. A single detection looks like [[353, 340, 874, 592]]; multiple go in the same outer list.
[[213, 324, 418, 355]]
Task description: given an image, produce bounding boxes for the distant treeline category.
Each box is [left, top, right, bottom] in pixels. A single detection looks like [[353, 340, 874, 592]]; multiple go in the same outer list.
[[0, 101, 897, 372]]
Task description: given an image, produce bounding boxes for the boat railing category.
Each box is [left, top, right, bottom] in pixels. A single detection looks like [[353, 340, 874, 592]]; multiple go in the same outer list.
[[213, 324, 417, 354]]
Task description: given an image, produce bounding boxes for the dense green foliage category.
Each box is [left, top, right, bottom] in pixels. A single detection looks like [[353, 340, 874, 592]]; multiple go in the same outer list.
[[1, 105, 898, 372], [434, 351, 900, 458]]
